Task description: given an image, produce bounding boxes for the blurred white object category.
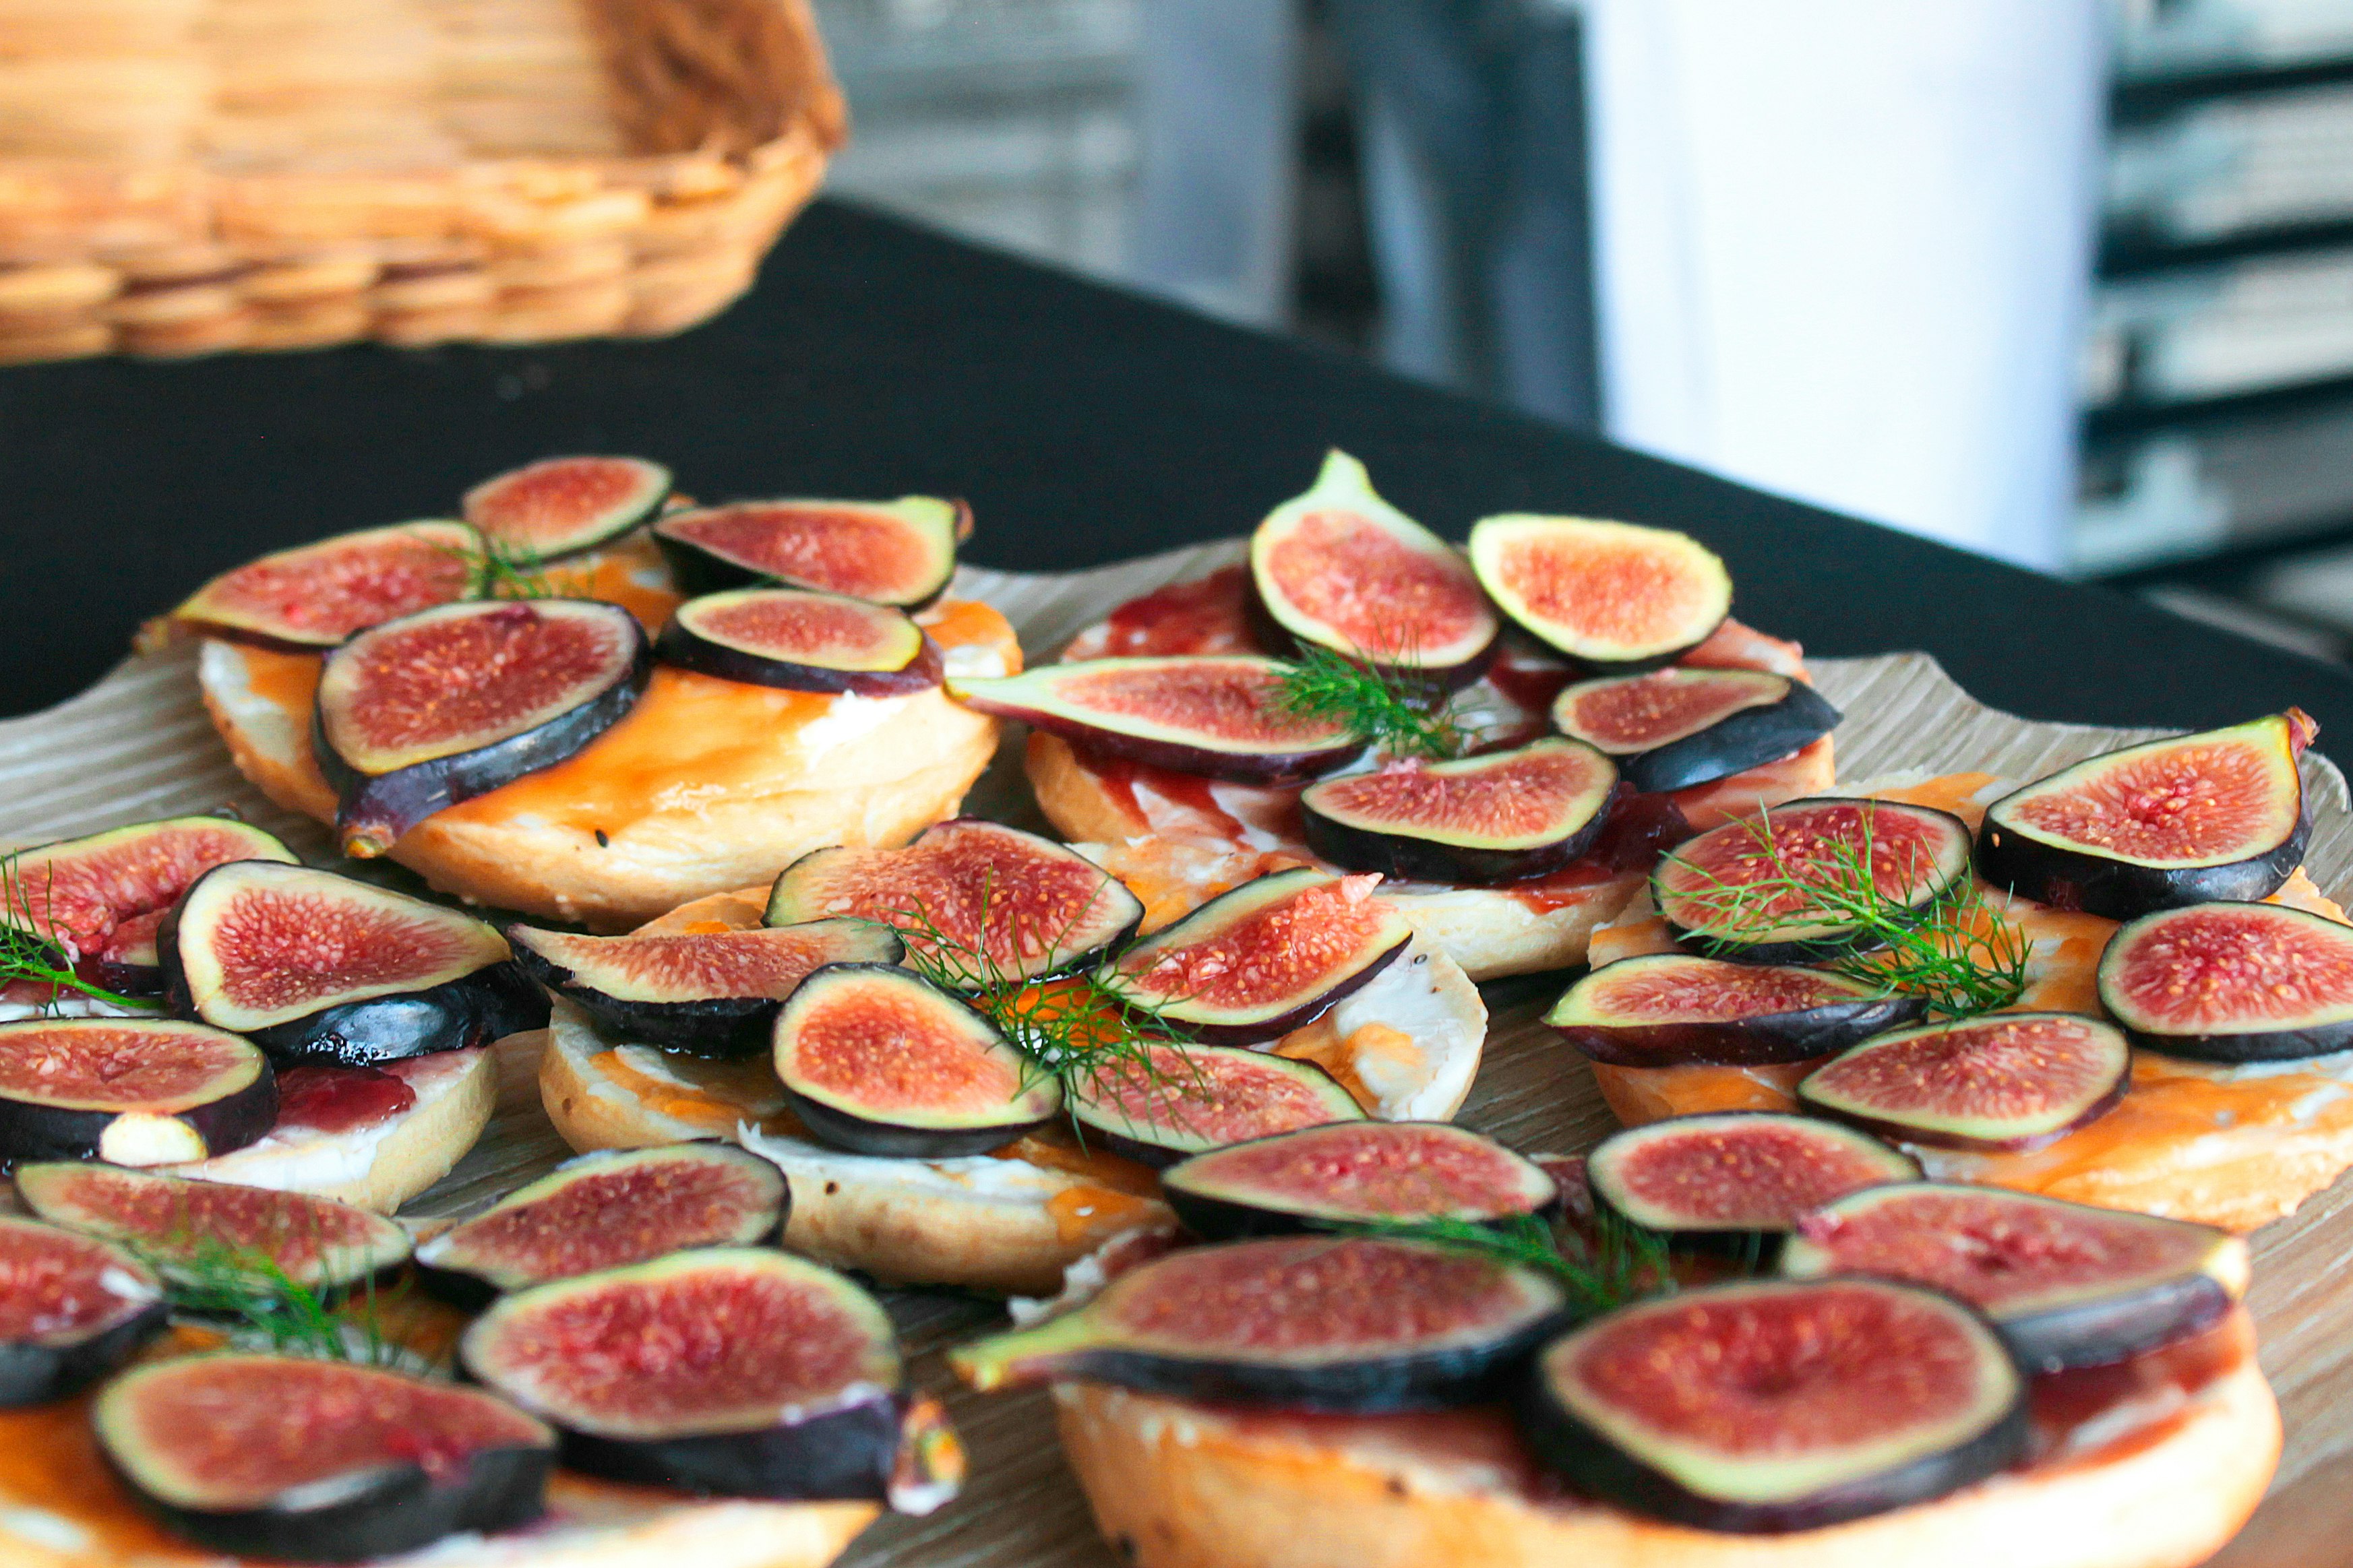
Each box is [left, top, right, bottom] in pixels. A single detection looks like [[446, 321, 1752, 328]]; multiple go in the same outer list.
[[1585, 0, 2106, 569]]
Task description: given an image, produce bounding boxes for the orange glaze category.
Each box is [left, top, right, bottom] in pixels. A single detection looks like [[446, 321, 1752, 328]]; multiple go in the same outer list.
[[592, 1046, 789, 1135], [1045, 1185, 1167, 1244]]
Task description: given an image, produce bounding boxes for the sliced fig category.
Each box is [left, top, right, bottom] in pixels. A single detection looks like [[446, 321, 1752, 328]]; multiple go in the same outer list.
[[952, 1235, 1570, 1410], [950, 655, 1363, 784], [1068, 1041, 1364, 1166], [1097, 869, 1413, 1044], [0, 1216, 167, 1406], [2097, 900, 2353, 1060], [460, 1249, 958, 1511], [772, 964, 1060, 1158], [508, 918, 903, 1057], [1781, 1183, 2250, 1373], [1300, 738, 1618, 883], [415, 1143, 788, 1308], [1248, 450, 1498, 681], [0, 816, 297, 995], [1552, 669, 1841, 793], [765, 818, 1145, 986], [315, 598, 652, 855], [655, 587, 942, 695], [1976, 713, 2313, 919], [1516, 1278, 2025, 1533], [1797, 1012, 2132, 1151], [162, 860, 547, 1065], [0, 1018, 276, 1166], [652, 497, 964, 606], [15, 1162, 412, 1294], [462, 455, 672, 557], [96, 1353, 553, 1561], [162, 520, 477, 651], [1161, 1122, 1556, 1240], [1467, 513, 1733, 671], [1546, 953, 1927, 1067], [1583, 1112, 1918, 1253], [1653, 798, 1975, 962]]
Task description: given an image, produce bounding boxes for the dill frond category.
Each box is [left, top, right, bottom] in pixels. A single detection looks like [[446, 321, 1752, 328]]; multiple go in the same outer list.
[[1273, 644, 1465, 761], [1331, 1210, 1677, 1319], [437, 532, 588, 602], [0, 853, 162, 1013], [140, 1231, 415, 1369]]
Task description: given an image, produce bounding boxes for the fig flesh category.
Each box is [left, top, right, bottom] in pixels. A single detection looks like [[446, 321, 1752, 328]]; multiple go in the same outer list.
[[1546, 953, 1926, 1067], [656, 587, 942, 695], [1097, 868, 1413, 1044], [1976, 713, 2313, 919], [1516, 1277, 2025, 1533], [0, 816, 297, 995], [416, 1142, 789, 1308], [1300, 738, 1619, 884], [2097, 900, 2353, 1060], [0, 1216, 166, 1406], [1583, 1112, 1918, 1252], [765, 818, 1146, 986], [15, 1162, 412, 1294], [951, 655, 1364, 784], [1248, 449, 1499, 680], [771, 964, 1060, 1158], [1780, 1183, 2249, 1373], [652, 497, 964, 606], [1798, 1011, 2132, 1152], [1161, 1122, 1556, 1240], [1068, 1040, 1364, 1166], [1653, 797, 1974, 963], [96, 1353, 553, 1561], [952, 1235, 1570, 1411], [162, 520, 476, 650], [1467, 514, 1733, 670], [508, 917, 903, 1057], [0, 1018, 276, 1166], [162, 860, 547, 1065], [460, 1249, 959, 1511], [315, 598, 652, 855], [1552, 668, 1841, 793], [462, 455, 672, 557]]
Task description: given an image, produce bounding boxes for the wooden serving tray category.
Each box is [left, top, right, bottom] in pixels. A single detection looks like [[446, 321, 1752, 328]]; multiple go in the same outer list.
[[1, 538, 2348, 1567]]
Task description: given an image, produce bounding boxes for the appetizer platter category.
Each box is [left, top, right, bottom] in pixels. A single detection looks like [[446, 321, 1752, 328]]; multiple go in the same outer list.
[[0, 450, 2346, 1568]]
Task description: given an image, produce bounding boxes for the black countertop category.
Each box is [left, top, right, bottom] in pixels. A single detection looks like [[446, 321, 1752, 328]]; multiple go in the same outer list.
[[4, 198, 2350, 763]]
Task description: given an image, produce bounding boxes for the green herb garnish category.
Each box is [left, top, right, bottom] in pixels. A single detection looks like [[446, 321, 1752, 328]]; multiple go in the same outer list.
[[439, 532, 585, 602], [142, 1233, 417, 1369], [1333, 1210, 1677, 1319], [0, 853, 162, 1013], [1273, 644, 1466, 761]]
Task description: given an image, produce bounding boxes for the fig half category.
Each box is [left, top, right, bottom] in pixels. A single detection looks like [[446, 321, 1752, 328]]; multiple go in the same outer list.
[[652, 497, 965, 606], [0, 1216, 167, 1406], [1068, 1040, 1364, 1166], [949, 655, 1364, 784], [1797, 1011, 2132, 1152], [460, 1249, 960, 1512], [1248, 449, 1498, 681], [417, 1143, 789, 1308], [1546, 953, 1926, 1067], [1552, 668, 1841, 793], [1300, 738, 1619, 884], [314, 597, 652, 855], [1583, 1112, 1919, 1253], [1097, 868, 1414, 1044], [96, 1353, 554, 1561], [161, 520, 477, 650], [2097, 900, 2353, 1061], [1467, 513, 1732, 670], [508, 917, 903, 1057], [1161, 1122, 1556, 1240], [462, 455, 673, 557], [1653, 797, 1975, 963], [952, 1235, 1570, 1411], [162, 860, 547, 1065], [1517, 1278, 2026, 1533], [656, 587, 943, 695], [766, 817, 1145, 986], [772, 964, 1061, 1158], [0, 1018, 276, 1166], [1780, 1183, 2250, 1373], [1976, 712, 2313, 919]]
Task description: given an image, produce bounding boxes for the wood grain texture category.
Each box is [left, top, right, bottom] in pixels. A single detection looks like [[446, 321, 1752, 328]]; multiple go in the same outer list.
[[0, 538, 2344, 1567]]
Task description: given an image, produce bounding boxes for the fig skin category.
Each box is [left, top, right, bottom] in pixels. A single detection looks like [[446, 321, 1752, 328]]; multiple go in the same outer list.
[[0, 1020, 278, 1168], [0, 1218, 167, 1407], [2095, 900, 2353, 1062], [1300, 741, 1620, 886], [1159, 1122, 1557, 1241], [1581, 1112, 1920, 1261], [1556, 674, 1842, 794], [1545, 953, 1928, 1068], [654, 589, 945, 697]]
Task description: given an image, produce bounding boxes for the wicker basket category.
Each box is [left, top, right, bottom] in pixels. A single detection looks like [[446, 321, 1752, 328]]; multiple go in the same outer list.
[[0, 0, 844, 363]]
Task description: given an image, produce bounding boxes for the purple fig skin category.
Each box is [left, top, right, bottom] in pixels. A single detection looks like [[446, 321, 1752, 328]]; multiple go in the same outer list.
[[1797, 1017, 2133, 1154], [2095, 899, 2353, 1062], [1301, 743, 1616, 885], [0, 1022, 277, 1166], [1161, 1123, 1557, 1241], [0, 1221, 166, 1406], [1602, 681, 1842, 794], [1115, 932, 1409, 1048], [655, 615, 943, 696]]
